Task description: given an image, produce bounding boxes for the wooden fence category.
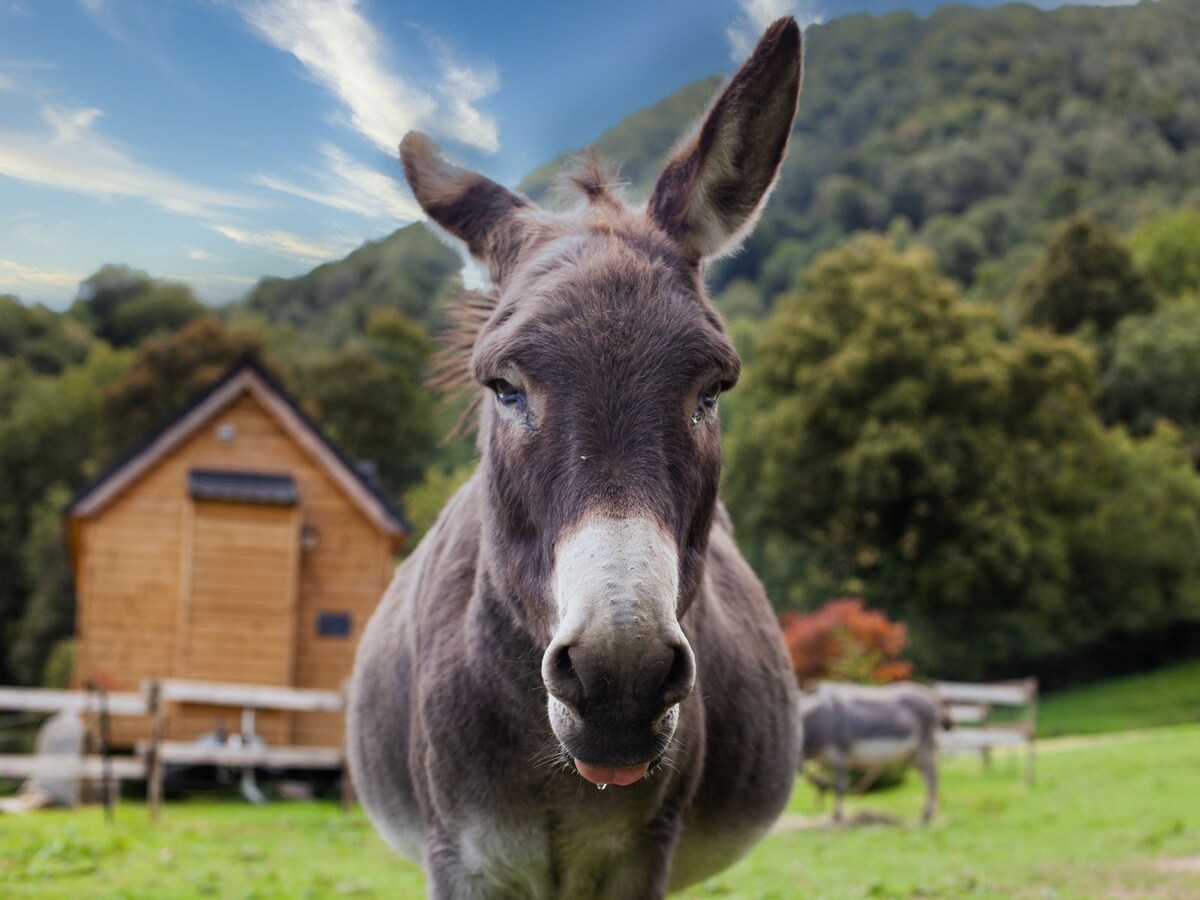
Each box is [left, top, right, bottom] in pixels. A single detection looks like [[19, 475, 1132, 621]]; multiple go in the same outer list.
[[0, 679, 350, 820], [935, 677, 1038, 785]]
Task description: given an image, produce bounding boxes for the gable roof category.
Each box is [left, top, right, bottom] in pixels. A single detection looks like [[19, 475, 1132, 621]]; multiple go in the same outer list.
[[66, 357, 409, 541]]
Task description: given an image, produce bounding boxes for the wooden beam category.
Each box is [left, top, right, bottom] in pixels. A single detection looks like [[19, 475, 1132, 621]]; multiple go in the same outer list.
[[947, 703, 990, 724], [934, 681, 1033, 706], [150, 741, 343, 769], [152, 679, 344, 713], [0, 687, 148, 717], [0, 754, 145, 780]]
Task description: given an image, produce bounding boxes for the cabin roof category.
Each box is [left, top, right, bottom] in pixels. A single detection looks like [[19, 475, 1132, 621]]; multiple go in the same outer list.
[[65, 356, 409, 540]]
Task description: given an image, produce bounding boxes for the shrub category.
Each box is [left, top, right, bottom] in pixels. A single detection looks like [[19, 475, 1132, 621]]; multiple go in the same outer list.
[[780, 598, 914, 687]]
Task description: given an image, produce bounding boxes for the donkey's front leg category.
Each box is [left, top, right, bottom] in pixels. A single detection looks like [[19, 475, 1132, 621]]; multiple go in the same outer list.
[[916, 741, 939, 825], [832, 752, 849, 824]]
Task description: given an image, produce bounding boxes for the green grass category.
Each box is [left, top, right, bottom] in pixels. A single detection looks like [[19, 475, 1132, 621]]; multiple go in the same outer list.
[[1038, 659, 1200, 738], [3, 725, 1199, 898]]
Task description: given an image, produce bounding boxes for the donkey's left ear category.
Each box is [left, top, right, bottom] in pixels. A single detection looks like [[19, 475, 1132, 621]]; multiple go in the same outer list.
[[648, 17, 803, 262]]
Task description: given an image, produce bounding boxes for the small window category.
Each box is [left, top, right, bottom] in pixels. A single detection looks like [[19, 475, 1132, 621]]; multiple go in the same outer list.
[[317, 612, 352, 638]]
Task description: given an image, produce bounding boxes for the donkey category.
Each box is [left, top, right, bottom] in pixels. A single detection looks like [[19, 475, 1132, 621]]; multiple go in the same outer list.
[[348, 18, 804, 900], [799, 682, 950, 825]]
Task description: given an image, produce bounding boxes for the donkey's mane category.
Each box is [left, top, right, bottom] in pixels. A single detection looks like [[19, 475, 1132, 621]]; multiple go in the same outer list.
[[553, 149, 627, 209], [429, 288, 496, 439]]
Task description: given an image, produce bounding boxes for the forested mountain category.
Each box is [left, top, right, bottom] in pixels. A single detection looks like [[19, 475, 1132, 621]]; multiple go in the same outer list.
[[232, 222, 462, 345], [4, 0, 1200, 687], [226, 0, 1200, 339]]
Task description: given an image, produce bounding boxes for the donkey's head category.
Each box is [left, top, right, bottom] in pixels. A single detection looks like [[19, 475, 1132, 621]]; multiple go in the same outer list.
[[402, 19, 802, 787]]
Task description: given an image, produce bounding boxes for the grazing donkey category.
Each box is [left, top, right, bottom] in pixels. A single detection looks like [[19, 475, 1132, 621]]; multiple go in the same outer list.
[[800, 682, 950, 825], [348, 18, 805, 900]]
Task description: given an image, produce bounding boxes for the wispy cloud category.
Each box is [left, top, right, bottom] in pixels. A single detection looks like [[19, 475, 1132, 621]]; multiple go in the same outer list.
[[235, 0, 499, 153], [187, 249, 222, 262], [0, 259, 85, 294], [211, 224, 359, 263], [727, 0, 822, 61], [0, 104, 257, 218], [254, 142, 422, 220]]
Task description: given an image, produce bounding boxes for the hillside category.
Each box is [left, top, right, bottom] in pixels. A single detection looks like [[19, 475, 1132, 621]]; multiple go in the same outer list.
[[232, 222, 462, 345]]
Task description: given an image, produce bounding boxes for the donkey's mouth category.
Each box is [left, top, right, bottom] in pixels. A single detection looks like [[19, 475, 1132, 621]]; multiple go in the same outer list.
[[573, 759, 649, 787]]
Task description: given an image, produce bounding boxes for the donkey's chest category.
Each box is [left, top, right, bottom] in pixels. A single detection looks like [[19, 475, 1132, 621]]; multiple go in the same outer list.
[[453, 799, 658, 899]]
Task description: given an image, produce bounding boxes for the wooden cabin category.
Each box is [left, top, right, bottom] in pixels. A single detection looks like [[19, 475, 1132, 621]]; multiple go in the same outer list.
[[65, 359, 407, 749]]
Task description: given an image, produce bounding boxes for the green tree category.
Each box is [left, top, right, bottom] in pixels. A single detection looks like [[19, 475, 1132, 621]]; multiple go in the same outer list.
[[71, 265, 205, 348], [0, 295, 94, 374], [1102, 294, 1200, 456], [97, 317, 266, 459], [1015, 214, 1156, 334], [725, 235, 1200, 677], [1130, 209, 1200, 298], [298, 312, 439, 499], [10, 485, 76, 685]]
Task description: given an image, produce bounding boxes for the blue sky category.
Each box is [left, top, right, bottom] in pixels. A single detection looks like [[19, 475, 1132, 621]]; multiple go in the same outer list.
[[0, 0, 1138, 308]]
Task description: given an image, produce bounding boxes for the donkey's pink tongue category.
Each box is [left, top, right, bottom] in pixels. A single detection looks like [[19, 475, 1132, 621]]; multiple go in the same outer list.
[[574, 759, 648, 787]]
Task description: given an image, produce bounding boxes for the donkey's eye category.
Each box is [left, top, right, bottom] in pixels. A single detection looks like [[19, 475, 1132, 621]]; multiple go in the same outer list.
[[692, 382, 724, 424], [487, 378, 526, 409]]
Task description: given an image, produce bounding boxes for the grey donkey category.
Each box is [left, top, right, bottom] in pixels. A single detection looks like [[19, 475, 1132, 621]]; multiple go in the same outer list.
[[800, 682, 951, 825]]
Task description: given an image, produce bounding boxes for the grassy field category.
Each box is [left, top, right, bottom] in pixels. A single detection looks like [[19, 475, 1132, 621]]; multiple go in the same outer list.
[[1037, 659, 1200, 738], [2, 724, 1198, 898]]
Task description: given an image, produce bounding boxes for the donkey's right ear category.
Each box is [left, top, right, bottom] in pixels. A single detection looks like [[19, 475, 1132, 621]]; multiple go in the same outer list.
[[400, 132, 531, 283]]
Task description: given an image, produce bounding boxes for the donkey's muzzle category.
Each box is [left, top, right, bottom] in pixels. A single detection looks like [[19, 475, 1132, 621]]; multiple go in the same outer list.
[[545, 515, 694, 774]]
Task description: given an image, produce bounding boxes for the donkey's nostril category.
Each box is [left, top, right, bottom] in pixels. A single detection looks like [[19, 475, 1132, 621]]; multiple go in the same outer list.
[[545, 644, 587, 714], [657, 642, 696, 710]]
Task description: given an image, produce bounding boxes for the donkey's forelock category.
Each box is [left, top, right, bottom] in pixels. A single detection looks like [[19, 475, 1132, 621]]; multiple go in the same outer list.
[[553, 149, 628, 210]]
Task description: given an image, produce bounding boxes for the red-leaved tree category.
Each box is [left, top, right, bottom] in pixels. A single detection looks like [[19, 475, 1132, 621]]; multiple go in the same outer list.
[[779, 598, 913, 687]]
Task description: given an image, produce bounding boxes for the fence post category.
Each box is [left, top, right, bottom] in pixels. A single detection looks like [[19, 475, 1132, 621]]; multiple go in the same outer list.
[[146, 680, 166, 824], [1025, 677, 1038, 788], [340, 680, 354, 813]]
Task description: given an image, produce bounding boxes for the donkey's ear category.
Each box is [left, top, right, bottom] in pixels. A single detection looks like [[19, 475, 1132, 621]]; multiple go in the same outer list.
[[648, 17, 803, 262], [400, 131, 531, 283]]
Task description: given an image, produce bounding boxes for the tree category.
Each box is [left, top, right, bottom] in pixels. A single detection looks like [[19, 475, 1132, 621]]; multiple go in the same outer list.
[[97, 317, 266, 459], [0, 295, 94, 374], [10, 485, 76, 685], [1015, 214, 1156, 334], [724, 235, 1200, 678], [1102, 295, 1200, 457], [1130, 209, 1200, 298], [71, 265, 205, 348], [297, 311, 440, 499]]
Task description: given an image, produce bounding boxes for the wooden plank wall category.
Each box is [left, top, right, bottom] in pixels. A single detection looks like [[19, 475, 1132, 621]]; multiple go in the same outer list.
[[74, 390, 396, 748]]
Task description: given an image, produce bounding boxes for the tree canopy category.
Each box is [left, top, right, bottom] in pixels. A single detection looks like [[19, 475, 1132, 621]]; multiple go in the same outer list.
[[724, 237, 1200, 677]]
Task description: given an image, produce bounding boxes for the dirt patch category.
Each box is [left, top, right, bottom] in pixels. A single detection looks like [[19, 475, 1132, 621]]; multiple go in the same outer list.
[[773, 810, 904, 832], [1155, 856, 1200, 875]]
